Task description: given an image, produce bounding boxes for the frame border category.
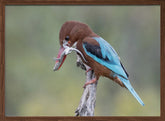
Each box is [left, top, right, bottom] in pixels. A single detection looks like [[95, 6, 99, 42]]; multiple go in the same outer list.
[[0, 0, 164, 121]]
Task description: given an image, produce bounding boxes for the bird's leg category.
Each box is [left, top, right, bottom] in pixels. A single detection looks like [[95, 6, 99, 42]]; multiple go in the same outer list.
[[83, 78, 97, 88]]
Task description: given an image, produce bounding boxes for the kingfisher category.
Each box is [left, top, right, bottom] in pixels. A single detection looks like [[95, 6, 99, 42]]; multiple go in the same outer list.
[[53, 21, 144, 106]]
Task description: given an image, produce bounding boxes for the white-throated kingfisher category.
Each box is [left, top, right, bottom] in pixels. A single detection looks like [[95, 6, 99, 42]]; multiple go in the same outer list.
[[53, 21, 144, 106]]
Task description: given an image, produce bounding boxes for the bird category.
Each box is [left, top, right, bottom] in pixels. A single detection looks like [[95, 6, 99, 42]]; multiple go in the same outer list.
[[53, 21, 144, 106]]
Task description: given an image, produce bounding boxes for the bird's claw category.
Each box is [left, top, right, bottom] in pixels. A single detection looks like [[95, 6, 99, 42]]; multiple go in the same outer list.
[[83, 84, 87, 88], [83, 78, 97, 88]]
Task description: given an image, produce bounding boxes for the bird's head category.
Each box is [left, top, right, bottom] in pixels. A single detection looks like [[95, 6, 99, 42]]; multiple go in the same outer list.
[[53, 21, 93, 71]]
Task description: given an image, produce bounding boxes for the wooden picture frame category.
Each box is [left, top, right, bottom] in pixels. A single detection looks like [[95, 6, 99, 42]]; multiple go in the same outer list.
[[0, 0, 164, 121]]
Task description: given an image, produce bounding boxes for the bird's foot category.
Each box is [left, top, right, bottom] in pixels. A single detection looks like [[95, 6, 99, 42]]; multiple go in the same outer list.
[[83, 78, 97, 88]]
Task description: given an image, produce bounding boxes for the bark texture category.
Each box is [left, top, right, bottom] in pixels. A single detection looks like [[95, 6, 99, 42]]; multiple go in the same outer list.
[[75, 66, 98, 116]]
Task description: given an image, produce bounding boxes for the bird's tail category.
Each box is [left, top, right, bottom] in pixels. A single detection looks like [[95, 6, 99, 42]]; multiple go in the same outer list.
[[118, 76, 145, 106]]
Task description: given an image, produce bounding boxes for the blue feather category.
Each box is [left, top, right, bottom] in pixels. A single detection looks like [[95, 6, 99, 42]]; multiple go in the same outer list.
[[93, 37, 118, 63], [83, 37, 128, 79], [118, 76, 145, 106], [83, 37, 144, 106]]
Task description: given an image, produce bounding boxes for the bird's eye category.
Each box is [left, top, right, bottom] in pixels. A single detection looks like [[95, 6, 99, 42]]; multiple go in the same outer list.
[[65, 36, 69, 41]]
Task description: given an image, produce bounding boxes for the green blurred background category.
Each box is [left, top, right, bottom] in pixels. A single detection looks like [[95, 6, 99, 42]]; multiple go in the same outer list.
[[5, 5, 160, 116]]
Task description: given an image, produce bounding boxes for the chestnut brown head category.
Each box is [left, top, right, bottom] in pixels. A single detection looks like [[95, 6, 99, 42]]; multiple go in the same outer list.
[[59, 21, 94, 47], [53, 21, 93, 71]]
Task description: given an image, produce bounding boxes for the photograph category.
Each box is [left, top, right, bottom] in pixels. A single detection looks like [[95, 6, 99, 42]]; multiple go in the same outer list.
[[5, 5, 160, 116]]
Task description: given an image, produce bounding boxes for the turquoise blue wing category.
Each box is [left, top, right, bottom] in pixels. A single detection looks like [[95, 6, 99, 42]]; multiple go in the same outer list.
[[83, 37, 128, 79]]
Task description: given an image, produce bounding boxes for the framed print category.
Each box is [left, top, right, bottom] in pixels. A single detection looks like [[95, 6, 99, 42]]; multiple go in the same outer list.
[[0, 0, 165, 121]]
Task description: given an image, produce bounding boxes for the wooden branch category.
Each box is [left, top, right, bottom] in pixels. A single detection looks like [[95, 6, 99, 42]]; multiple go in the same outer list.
[[75, 66, 98, 116]]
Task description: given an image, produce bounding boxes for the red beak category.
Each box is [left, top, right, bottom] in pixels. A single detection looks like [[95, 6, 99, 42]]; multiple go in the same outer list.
[[53, 46, 67, 71]]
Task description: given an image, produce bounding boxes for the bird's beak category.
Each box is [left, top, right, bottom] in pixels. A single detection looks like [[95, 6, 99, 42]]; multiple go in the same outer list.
[[53, 46, 67, 71]]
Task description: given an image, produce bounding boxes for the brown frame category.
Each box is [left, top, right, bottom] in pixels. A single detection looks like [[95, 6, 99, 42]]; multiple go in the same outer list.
[[0, 0, 164, 121]]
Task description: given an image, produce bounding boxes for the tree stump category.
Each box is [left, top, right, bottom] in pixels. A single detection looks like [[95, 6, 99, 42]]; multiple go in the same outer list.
[[75, 66, 98, 116]]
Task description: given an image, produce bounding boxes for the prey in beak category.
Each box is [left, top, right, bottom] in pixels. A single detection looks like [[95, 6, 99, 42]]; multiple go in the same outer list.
[[53, 39, 87, 71], [53, 46, 66, 71], [53, 39, 72, 71]]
